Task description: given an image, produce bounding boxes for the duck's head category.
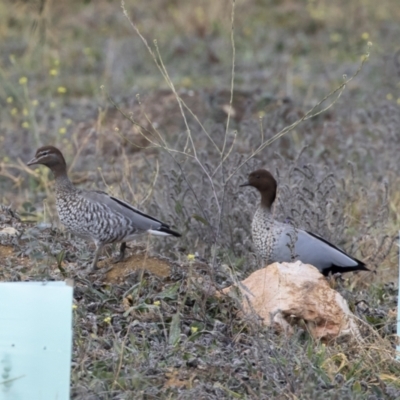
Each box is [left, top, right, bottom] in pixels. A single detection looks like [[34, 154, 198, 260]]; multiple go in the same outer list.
[[240, 169, 277, 209]]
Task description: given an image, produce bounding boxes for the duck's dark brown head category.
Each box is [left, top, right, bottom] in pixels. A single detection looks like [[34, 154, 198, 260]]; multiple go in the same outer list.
[[27, 146, 68, 178], [240, 169, 277, 209]]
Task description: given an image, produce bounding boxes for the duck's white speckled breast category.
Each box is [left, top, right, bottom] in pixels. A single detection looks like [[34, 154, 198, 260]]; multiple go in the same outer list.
[[251, 207, 286, 262]]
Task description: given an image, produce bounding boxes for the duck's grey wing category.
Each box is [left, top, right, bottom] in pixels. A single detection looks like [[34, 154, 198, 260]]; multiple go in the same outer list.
[[295, 229, 367, 275], [82, 190, 180, 236]]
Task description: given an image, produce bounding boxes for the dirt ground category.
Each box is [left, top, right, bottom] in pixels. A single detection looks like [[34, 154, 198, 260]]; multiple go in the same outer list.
[[1, 0, 400, 398]]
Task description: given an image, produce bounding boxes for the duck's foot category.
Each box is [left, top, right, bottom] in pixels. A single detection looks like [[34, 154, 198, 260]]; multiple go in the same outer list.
[[99, 265, 114, 274], [113, 242, 129, 264], [86, 263, 114, 276]]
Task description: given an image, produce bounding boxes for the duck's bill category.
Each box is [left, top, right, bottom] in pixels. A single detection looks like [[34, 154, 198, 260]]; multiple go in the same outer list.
[[27, 157, 39, 166], [239, 182, 251, 187]]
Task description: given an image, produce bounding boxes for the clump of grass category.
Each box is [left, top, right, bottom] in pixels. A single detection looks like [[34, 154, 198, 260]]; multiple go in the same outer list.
[[1, 0, 400, 398]]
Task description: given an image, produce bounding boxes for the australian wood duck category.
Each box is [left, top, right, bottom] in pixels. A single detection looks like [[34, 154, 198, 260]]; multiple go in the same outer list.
[[27, 146, 181, 270], [240, 169, 367, 276]]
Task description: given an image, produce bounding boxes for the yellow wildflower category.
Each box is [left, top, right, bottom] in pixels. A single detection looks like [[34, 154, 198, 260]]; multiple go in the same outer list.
[[49, 69, 58, 76], [386, 93, 393, 101], [6, 97, 13, 104], [190, 326, 198, 334], [10, 108, 18, 116], [181, 77, 192, 87], [31, 99, 39, 106], [103, 316, 111, 324], [21, 122, 30, 129], [187, 254, 195, 261], [59, 127, 66, 135], [57, 86, 67, 94], [361, 32, 369, 40], [22, 108, 28, 116], [330, 33, 342, 43], [153, 301, 161, 307], [19, 76, 28, 85]]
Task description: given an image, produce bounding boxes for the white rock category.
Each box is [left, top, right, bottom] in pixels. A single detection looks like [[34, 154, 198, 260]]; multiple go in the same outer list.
[[0, 227, 18, 237], [222, 261, 361, 342]]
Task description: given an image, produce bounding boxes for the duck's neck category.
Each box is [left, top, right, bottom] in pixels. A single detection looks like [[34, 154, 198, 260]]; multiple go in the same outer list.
[[259, 190, 275, 211], [53, 169, 76, 194]]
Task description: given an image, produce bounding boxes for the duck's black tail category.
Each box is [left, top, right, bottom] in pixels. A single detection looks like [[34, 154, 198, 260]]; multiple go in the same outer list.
[[324, 260, 369, 276], [150, 225, 181, 238]]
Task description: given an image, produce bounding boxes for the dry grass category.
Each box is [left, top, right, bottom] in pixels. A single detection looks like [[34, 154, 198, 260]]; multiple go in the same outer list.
[[1, 0, 400, 398]]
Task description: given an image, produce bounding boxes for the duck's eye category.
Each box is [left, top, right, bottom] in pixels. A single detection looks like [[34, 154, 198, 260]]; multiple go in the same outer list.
[[256, 174, 260, 179]]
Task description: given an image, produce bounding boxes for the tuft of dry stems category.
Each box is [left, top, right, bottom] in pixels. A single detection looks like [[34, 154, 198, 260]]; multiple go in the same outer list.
[[116, 0, 370, 270]]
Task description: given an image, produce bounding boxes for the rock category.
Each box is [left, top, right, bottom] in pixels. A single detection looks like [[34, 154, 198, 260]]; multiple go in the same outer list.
[[0, 227, 18, 237], [222, 261, 360, 342]]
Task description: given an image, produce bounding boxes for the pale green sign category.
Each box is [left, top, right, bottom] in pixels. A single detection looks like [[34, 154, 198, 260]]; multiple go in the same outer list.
[[0, 281, 73, 400]]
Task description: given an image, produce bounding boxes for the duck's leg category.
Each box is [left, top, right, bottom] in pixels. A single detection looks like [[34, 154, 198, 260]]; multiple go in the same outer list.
[[113, 242, 127, 264], [91, 244, 102, 271]]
